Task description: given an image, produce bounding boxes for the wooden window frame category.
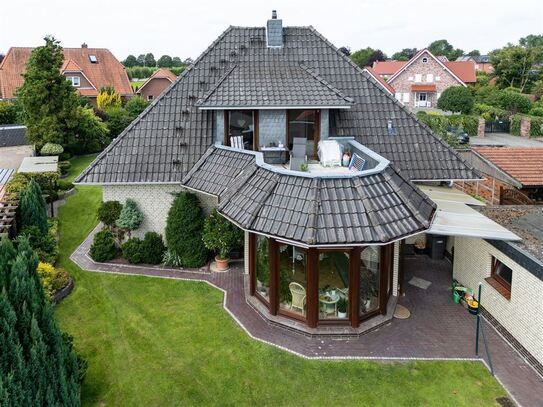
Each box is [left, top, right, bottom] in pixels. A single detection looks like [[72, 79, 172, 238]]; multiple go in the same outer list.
[[486, 256, 512, 299], [286, 109, 320, 159], [224, 110, 259, 151]]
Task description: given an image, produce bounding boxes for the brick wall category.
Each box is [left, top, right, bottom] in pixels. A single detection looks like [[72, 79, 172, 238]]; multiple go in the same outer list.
[[389, 51, 463, 109], [454, 177, 508, 205], [453, 237, 543, 364], [102, 184, 218, 238]]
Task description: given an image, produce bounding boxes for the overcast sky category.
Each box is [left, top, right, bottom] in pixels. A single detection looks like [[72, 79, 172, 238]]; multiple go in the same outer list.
[[1, 0, 542, 61]]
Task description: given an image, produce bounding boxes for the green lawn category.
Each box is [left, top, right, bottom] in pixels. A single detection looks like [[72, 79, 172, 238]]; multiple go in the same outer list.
[[66, 154, 99, 183], [54, 163, 507, 406]]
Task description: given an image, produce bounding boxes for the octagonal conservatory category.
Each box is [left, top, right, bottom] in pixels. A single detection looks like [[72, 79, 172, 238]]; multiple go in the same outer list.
[[182, 139, 435, 329]]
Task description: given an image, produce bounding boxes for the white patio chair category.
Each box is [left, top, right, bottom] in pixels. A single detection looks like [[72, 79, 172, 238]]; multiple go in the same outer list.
[[289, 282, 306, 314]]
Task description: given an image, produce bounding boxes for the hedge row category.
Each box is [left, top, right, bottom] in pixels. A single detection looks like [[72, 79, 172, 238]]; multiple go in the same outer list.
[[510, 114, 543, 138], [416, 112, 479, 137]]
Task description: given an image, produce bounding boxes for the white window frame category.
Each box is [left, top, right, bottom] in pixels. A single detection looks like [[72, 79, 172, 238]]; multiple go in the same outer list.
[[147, 95, 154, 101], [67, 76, 80, 87], [435, 76, 441, 81], [418, 92, 427, 102], [414, 74, 422, 83], [426, 74, 434, 83]]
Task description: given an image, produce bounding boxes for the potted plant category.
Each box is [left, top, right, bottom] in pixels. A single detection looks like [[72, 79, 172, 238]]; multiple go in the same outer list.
[[202, 210, 244, 271], [414, 237, 427, 255], [337, 297, 348, 318]]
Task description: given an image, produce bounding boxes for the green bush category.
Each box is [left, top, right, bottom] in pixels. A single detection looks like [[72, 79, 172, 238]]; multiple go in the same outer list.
[[202, 210, 244, 259], [58, 160, 71, 175], [474, 85, 503, 106], [121, 237, 143, 264], [437, 86, 474, 114], [170, 66, 185, 76], [105, 106, 133, 137], [140, 232, 166, 264], [57, 180, 74, 191], [4, 171, 59, 201], [447, 115, 478, 137], [416, 112, 478, 144], [510, 114, 543, 138], [40, 142, 64, 156], [0, 100, 19, 124], [473, 103, 508, 120], [498, 91, 533, 114], [89, 230, 117, 262], [19, 178, 48, 233], [529, 107, 543, 117], [125, 96, 149, 118], [20, 225, 58, 264], [98, 200, 123, 229], [165, 192, 208, 268], [116, 199, 144, 237]]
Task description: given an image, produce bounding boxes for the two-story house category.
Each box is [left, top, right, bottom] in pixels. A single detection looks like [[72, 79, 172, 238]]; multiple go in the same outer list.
[[372, 49, 476, 109], [76, 13, 525, 339], [0, 44, 133, 103]]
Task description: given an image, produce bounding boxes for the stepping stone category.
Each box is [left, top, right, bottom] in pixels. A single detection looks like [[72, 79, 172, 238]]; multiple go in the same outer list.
[[408, 276, 431, 290], [394, 304, 411, 319]]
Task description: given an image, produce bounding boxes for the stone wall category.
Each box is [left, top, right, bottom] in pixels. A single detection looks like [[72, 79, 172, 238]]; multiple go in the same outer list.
[[453, 237, 543, 364], [102, 184, 218, 238], [390, 51, 463, 109]]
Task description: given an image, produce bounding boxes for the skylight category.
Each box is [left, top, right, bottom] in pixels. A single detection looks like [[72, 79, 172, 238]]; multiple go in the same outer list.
[[89, 55, 97, 63]]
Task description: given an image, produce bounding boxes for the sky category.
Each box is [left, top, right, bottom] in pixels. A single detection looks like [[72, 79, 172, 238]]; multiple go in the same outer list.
[[1, 0, 542, 61]]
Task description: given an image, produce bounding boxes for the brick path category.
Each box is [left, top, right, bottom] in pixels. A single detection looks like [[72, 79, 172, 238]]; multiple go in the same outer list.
[[71, 227, 543, 407]]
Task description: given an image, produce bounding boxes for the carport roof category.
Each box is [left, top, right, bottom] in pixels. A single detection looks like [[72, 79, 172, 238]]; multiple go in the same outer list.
[[419, 185, 520, 241]]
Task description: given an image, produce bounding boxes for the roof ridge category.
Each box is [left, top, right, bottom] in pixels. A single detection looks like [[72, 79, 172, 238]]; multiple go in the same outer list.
[[305, 177, 321, 245], [351, 177, 387, 242], [75, 26, 235, 184], [299, 63, 354, 103]]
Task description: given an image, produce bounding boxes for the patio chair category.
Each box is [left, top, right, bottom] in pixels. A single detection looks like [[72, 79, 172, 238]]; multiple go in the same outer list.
[[231, 135, 244, 150], [348, 153, 366, 171], [289, 282, 306, 314], [289, 137, 307, 171]]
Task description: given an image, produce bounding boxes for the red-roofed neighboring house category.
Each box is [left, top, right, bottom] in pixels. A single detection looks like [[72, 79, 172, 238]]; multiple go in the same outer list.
[[456, 147, 543, 205], [136, 68, 177, 102], [372, 49, 475, 110], [363, 67, 395, 95], [0, 44, 133, 102]]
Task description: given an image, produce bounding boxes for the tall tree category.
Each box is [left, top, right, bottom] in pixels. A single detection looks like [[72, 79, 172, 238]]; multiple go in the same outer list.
[[350, 47, 374, 67], [16, 36, 79, 149], [519, 34, 543, 49], [123, 55, 137, 67], [157, 55, 173, 67], [367, 49, 387, 65], [19, 179, 48, 234], [136, 54, 145, 66], [490, 45, 540, 91], [428, 39, 464, 60], [467, 49, 481, 57], [171, 56, 183, 67], [391, 48, 417, 61], [144, 53, 156, 67]]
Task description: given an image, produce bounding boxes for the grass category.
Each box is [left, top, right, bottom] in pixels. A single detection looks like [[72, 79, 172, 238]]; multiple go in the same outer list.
[[65, 154, 99, 184], [54, 164, 507, 406]]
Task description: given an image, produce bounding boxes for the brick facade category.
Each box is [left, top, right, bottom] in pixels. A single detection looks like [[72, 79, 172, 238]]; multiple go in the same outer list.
[[454, 178, 509, 205], [138, 77, 172, 102], [453, 237, 543, 365], [102, 184, 218, 238], [389, 51, 464, 109]]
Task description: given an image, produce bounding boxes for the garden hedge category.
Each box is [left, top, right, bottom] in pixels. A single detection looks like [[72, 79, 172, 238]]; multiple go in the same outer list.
[[510, 114, 543, 138]]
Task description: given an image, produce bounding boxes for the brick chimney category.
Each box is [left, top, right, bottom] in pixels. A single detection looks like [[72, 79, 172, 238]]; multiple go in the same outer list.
[[266, 10, 283, 48], [81, 43, 88, 48]]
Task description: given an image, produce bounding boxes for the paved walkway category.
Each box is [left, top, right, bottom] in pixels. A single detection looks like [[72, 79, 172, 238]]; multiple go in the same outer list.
[[71, 227, 543, 407]]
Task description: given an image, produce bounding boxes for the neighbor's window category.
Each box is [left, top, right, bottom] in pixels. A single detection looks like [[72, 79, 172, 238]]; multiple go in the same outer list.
[[422, 57, 428, 63], [67, 76, 80, 87], [487, 256, 512, 299], [147, 95, 153, 101]]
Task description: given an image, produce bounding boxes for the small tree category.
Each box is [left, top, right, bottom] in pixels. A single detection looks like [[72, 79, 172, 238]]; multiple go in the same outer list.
[[97, 89, 122, 111], [123, 55, 138, 68], [116, 199, 144, 238], [437, 86, 474, 114], [125, 96, 149, 118], [202, 210, 244, 260], [165, 192, 208, 267], [70, 105, 109, 154], [89, 230, 117, 262], [40, 142, 64, 156], [498, 91, 533, 115], [19, 179, 48, 234], [104, 106, 132, 137], [97, 201, 123, 229]]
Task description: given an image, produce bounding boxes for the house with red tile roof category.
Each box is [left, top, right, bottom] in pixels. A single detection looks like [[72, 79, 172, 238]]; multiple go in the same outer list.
[[372, 49, 476, 110], [136, 68, 177, 102], [456, 147, 543, 205], [0, 44, 133, 102], [362, 67, 394, 95]]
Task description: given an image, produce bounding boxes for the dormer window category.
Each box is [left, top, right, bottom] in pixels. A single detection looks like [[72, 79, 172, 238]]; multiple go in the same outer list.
[[67, 76, 80, 87], [422, 57, 428, 64], [89, 55, 97, 63]]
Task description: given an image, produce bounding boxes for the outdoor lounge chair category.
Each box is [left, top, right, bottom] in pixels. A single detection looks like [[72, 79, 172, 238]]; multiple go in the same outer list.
[[231, 135, 245, 150], [289, 282, 306, 314], [290, 137, 307, 171]]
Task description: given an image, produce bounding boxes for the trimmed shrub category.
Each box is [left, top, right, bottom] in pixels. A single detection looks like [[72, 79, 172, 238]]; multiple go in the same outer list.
[[165, 192, 208, 267], [437, 86, 474, 114], [20, 225, 58, 264], [37, 261, 69, 298], [498, 91, 533, 114], [529, 107, 543, 117], [116, 199, 144, 237], [4, 171, 59, 201], [141, 232, 165, 264], [19, 178, 48, 233], [57, 180, 74, 191], [40, 142, 64, 156], [89, 230, 117, 262], [121, 237, 143, 264], [98, 200, 123, 229], [511, 114, 543, 138], [58, 160, 71, 175], [202, 210, 244, 259], [97, 89, 122, 111]]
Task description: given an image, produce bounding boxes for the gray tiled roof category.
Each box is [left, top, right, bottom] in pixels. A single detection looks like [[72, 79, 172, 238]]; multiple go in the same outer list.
[[183, 146, 435, 245], [0, 125, 28, 147], [196, 62, 354, 108], [76, 25, 477, 184]]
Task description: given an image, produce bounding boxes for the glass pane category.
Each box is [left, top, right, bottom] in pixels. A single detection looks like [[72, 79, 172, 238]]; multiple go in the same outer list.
[[318, 251, 349, 320], [360, 246, 380, 316], [288, 110, 316, 157], [495, 261, 512, 285], [229, 110, 254, 150], [278, 245, 307, 318], [255, 235, 270, 302]]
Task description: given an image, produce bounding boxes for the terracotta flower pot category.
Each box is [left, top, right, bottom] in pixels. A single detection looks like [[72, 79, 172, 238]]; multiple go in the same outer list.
[[215, 256, 230, 271]]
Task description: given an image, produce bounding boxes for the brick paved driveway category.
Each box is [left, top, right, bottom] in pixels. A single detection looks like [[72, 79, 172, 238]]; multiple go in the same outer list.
[[71, 227, 543, 406]]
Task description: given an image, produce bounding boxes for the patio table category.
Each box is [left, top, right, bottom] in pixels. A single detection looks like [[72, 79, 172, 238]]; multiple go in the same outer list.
[[319, 292, 340, 316]]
